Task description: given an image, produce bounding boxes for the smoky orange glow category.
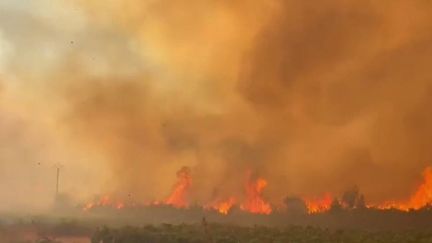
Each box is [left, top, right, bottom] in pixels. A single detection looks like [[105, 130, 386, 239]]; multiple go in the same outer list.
[[163, 166, 192, 208], [240, 176, 272, 215], [82, 166, 432, 216], [372, 167, 432, 211], [83, 195, 125, 211], [407, 167, 432, 209], [2, 0, 432, 220], [304, 194, 333, 214], [306, 167, 432, 213], [206, 197, 237, 215]]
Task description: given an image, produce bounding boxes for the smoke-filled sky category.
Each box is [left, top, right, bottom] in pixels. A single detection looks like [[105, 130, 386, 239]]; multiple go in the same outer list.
[[1, 0, 432, 211]]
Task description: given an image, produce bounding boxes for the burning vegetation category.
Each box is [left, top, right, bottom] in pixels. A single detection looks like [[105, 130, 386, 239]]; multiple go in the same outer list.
[[161, 166, 192, 208], [239, 175, 272, 215], [1, 0, 432, 227], [83, 195, 125, 211], [206, 197, 237, 215], [3, 4, 432, 240], [82, 166, 432, 216], [303, 194, 333, 214], [371, 167, 432, 212]]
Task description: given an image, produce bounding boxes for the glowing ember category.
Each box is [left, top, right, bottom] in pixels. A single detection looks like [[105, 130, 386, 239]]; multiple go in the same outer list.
[[370, 201, 407, 211], [83, 195, 126, 211], [207, 197, 237, 215], [304, 194, 333, 214], [116, 202, 125, 209], [240, 177, 272, 215], [164, 166, 192, 208]]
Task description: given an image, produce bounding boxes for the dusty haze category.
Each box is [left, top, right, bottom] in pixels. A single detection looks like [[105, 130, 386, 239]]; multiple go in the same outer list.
[[0, 0, 431, 212]]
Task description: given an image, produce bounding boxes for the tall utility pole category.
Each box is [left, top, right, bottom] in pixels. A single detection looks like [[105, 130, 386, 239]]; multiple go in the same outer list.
[[53, 163, 63, 200], [56, 167, 60, 198]]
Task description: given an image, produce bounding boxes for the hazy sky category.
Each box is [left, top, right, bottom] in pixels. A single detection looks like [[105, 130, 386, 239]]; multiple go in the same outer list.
[[0, 0, 431, 212]]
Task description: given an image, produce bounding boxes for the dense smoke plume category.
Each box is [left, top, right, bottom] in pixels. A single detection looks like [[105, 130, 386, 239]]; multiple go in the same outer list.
[[0, 0, 432, 211]]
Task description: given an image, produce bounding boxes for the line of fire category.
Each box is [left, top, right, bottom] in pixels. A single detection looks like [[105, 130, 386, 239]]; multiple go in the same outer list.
[[78, 166, 432, 216]]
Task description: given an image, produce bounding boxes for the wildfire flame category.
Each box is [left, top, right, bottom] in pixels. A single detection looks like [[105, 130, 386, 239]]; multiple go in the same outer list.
[[163, 166, 192, 208], [373, 167, 432, 211], [82, 166, 432, 216], [83, 195, 125, 211], [304, 194, 333, 214], [407, 167, 432, 209], [206, 197, 237, 215], [240, 177, 272, 215]]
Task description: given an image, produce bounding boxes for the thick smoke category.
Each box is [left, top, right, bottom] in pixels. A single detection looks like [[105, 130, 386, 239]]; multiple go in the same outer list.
[[0, 0, 432, 211], [238, 0, 432, 202]]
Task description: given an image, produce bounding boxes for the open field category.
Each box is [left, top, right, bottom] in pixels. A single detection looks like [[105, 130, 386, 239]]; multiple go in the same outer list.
[[2, 221, 432, 243], [2, 208, 432, 243], [91, 224, 432, 243]]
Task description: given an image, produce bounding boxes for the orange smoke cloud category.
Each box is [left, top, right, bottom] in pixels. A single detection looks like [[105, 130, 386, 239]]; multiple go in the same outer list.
[[64, 0, 432, 211], [3, 0, 432, 212]]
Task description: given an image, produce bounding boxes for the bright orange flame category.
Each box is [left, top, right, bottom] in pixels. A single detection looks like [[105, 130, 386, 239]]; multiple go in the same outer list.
[[304, 194, 333, 214], [407, 167, 432, 209], [240, 177, 272, 215], [373, 167, 432, 211], [164, 167, 192, 208], [207, 197, 237, 215], [83, 167, 432, 214]]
